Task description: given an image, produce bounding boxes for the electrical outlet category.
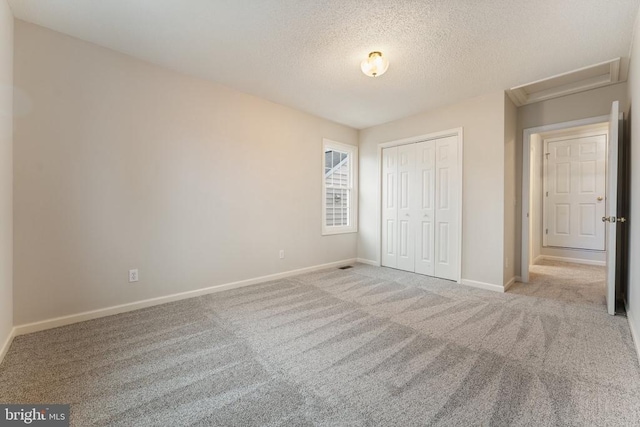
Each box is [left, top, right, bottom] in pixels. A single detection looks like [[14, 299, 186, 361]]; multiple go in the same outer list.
[[129, 269, 139, 282], [279, 250, 285, 259]]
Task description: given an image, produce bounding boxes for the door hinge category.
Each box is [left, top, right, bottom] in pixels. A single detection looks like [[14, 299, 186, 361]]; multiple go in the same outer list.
[[545, 229, 548, 235], [545, 153, 550, 160], [546, 191, 549, 197]]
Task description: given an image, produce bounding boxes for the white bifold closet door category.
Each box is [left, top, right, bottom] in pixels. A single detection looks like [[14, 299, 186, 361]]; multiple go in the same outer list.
[[381, 136, 459, 281], [381, 147, 398, 268], [397, 144, 416, 271], [414, 140, 436, 276]]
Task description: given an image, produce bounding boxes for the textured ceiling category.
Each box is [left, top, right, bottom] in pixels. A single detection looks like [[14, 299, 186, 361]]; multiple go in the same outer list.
[[8, 0, 640, 129]]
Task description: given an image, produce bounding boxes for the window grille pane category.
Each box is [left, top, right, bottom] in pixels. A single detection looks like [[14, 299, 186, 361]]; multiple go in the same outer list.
[[326, 187, 334, 226], [332, 157, 337, 187], [343, 189, 350, 226], [325, 151, 349, 189], [334, 190, 340, 226], [341, 161, 349, 188], [325, 181, 351, 227], [327, 188, 347, 226]]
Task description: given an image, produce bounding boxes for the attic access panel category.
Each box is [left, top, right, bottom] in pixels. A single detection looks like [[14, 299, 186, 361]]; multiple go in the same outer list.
[[507, 58, 622, 106]]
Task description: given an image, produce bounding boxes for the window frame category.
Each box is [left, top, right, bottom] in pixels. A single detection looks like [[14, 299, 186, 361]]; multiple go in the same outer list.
[[322, 139, 358, 235]]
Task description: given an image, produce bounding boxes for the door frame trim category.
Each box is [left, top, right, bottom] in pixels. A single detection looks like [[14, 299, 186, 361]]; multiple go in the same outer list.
[[376, 127, 464, 283], [521, 115, 609, 282]]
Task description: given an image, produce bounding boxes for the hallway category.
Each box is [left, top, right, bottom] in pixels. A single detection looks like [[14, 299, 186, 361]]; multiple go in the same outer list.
[[509, 260, 606, 308]]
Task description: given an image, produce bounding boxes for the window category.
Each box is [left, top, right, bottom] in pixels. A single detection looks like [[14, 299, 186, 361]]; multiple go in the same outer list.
[[322, 139, 358, 235]]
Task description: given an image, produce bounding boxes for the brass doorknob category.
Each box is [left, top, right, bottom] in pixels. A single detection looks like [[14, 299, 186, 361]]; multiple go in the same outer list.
[[597, 196, 603, 201]]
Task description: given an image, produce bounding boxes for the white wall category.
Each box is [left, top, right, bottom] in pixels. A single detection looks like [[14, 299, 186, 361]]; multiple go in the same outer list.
[[13, 21, 358, 325], [626, 10, 640, 355], [504, 94, 517, 284], [358, 91, 508, 288], [515, 83, 628, 276], [0, 0, 13, 357]]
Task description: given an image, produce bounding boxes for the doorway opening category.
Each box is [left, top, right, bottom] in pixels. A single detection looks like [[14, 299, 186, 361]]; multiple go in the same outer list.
[[534, 122, 608, 266], [519, 103, 624, 315]]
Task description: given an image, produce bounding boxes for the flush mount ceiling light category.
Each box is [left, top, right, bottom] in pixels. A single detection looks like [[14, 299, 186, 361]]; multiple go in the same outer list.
[[361, 51, 389, 77]]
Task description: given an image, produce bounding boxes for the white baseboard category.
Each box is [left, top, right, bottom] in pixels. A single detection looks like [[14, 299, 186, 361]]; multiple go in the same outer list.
[[14, 258, 357, 337], [0, 327, 16, 366], [627, 309, 640, 366], [460, 279, 505, 293], [356, 258, 380, 266], [504, 276, 516, 291], [539, 255, 605, 267]]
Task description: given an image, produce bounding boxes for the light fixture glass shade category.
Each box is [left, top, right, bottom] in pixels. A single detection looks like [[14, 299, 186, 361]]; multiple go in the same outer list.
[[361, 51, 389, 77]]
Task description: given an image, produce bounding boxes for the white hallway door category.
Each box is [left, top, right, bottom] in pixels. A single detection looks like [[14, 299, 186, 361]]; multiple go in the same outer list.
[[605, 100, 622, 315], [544, 134, 606, 250], [381, 136, 460, 281]]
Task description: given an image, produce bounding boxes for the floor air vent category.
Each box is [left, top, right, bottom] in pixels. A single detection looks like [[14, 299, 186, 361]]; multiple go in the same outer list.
[[338, 266, 353, 270]]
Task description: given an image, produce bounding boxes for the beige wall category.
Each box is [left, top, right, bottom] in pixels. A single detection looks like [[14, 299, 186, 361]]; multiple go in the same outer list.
[[504, 94, 517, 284], [626, 9, 640, 351], [13, 21, 358, 325], [0, 0, 13, 352], [358, 91, 507, 288], [515, 83, 628, 277]]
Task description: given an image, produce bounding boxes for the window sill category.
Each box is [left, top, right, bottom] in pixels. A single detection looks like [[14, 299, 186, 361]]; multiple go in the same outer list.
[[322, 227, 358, 236]]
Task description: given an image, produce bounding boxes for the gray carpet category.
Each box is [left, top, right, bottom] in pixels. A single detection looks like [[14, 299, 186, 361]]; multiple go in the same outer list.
[[1, 263, 639, 426], [509, 259, 606, 307]]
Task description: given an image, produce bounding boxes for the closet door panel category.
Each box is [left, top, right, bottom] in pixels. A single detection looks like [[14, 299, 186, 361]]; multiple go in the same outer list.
[[434, 136, 460, 281], [414, 140, 436, 276], [397, 144, 416, 272], [381, 147, 398, 268]]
